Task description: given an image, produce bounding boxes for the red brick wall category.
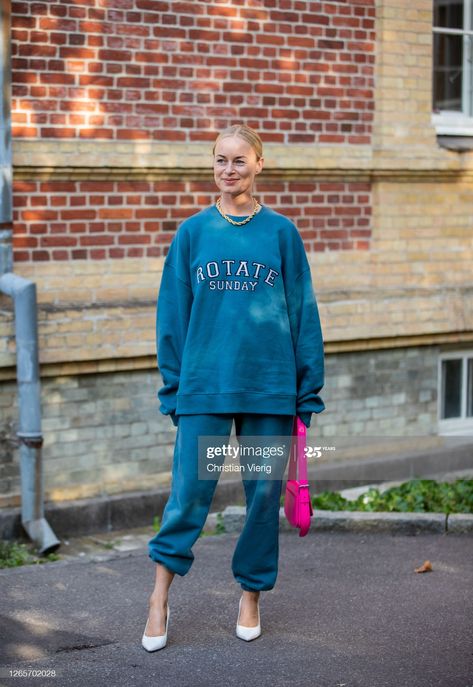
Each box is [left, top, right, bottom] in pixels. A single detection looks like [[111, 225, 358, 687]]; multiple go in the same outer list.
[[13, 180, 371, 262], [11, 0, 375, 262]]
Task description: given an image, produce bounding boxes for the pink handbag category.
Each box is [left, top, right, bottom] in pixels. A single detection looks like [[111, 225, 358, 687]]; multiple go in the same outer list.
[[284, 416, 314, 537]]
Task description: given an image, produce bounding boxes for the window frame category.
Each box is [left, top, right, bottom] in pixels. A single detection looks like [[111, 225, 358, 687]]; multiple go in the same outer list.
[[438, 350, 473, 435], [432, 0, 473, 135]]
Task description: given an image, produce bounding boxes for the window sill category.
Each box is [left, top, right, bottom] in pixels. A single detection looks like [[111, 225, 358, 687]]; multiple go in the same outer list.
[[438, 420, 473, 436], [431, 113, 473, 148], [437, 135, 473, 152]]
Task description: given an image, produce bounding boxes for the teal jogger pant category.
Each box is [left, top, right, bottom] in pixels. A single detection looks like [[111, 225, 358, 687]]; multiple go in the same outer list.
[[148, 413, 295, 592]]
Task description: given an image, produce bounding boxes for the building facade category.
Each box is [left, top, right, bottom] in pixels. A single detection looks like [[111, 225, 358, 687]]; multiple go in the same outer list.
[[0, 0, 472, 508]]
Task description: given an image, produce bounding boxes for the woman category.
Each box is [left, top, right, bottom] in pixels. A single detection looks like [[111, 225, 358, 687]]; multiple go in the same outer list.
[[142, 124, 325, 651]]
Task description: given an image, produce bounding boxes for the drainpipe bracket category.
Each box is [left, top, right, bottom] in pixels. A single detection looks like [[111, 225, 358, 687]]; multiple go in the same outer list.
[[17, 432, 43, 448]]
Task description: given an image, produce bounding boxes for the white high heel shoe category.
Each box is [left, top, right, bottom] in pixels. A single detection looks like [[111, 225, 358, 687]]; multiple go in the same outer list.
[[142, 603, 170, 652], [236, 595, 261, 641]]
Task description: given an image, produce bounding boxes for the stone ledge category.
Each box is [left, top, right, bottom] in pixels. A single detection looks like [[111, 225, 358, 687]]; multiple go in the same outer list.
[[307, 509, 446, 535], [0, 480, 244, 541], [221, 505, 468, 535], [2, 481, 471, 544], [446, 513, 473, 534]]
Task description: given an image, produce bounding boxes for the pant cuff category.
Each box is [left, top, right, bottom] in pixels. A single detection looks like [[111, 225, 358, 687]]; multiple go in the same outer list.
[[148, 551, 187, 577], [240, 583, 272, 592]]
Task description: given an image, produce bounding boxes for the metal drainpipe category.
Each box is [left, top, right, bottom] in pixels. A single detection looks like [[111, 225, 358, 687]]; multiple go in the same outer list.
[[0, 1, 60, 554], [0, 275, 61, 554]]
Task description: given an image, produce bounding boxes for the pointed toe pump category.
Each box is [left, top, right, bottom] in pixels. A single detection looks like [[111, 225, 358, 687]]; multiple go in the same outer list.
[[236, 596, 261, 641], [142, 603, 170, 652]]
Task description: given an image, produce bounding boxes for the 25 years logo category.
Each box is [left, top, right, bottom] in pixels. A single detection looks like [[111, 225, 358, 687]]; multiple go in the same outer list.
[[304, 445, 336, 459]]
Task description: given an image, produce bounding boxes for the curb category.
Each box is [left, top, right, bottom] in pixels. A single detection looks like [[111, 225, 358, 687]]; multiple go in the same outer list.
[[1, 470, 471, 542], [0, 480, 244, 541], [222, 506, 473, 535]]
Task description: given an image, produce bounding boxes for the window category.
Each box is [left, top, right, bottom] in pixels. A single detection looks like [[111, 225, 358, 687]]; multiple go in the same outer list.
[[432, 0, 473, 134], [438, 351, 473, 434]]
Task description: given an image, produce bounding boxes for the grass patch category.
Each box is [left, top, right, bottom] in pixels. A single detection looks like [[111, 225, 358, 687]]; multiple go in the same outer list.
[[200, 512, 226, 537], [310, 479, 473, 514], [215, 512, 226, 534], [152, 515, 161, 533], [0, 539, 61, 569]]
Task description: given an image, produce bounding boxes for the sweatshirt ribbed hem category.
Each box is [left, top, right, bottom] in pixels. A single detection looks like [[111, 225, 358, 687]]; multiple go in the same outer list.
[[176, 392, 297, 416]]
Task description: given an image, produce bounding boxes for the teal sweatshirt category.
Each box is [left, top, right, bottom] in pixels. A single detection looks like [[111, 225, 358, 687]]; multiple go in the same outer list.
[[156, 203, 325, 428]]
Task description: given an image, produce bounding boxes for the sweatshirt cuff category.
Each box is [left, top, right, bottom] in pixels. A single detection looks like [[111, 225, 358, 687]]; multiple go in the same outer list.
[[297, 412, 312, 428]]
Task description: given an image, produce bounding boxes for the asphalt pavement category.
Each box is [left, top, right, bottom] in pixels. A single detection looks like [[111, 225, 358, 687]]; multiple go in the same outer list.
[[1, 529, 472, 687]]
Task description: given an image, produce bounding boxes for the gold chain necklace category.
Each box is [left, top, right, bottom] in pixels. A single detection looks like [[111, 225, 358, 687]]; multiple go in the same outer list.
[[215, 196, 261, 226]]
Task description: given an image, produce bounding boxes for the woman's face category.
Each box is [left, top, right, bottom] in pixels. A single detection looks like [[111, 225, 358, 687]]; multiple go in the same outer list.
[[213, 136, 263, 199]]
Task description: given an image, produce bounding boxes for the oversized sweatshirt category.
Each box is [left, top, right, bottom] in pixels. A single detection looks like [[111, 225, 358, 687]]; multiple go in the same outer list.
[[156, 203, 326, 429]]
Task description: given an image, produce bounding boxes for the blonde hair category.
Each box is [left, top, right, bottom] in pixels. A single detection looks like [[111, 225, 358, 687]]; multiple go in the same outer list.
[[212, 124, 263, 161]]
